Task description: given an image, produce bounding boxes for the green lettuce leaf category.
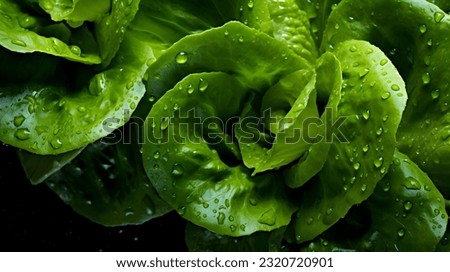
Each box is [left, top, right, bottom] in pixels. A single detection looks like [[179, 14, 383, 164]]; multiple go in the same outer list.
[[303, 151, 448, 251], [0, 0, 101, 64], [44, 124, 172, 226], [142, 21, 312, 236], [18, 147, 84, 185], [283, 51, 342, 188], [236, 69, 319, 174], [292, 39, 407, 243], [321, 0, 450, 199], [0, 9, 152, 154]]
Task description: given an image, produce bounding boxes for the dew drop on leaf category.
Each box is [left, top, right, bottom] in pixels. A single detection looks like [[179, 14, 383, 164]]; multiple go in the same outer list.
[[431, 89, 440, 100], [434, 11, 445, 23], [374, 157, 384, 168], [422, 72, 431, 85], [13, 115, 25, 127], [11, 39, 27, 47], [175, 52, 188, 64], [397, 228, 405, 238], [217, 212, 225, 225], [404, 176, 421, 190], [69, 45, 81, 56], [50, 138, 62, 149], [403, 201, 413, 211], [419, 24, 427, 34], [14, 128, 31, 141], [160, 117, 170, 130], [171, 164, 184, 176], [258, 208, 276, 226], [198, 78, 208, 92]]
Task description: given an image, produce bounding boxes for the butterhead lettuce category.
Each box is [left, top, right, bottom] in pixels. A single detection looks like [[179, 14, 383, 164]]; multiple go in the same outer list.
[[0, 0, 448, 251]]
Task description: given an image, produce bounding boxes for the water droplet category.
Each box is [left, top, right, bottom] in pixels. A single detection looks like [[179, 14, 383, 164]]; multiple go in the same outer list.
[[11, 39, 27, 47], [198, 78, 208, 92], [89, 74, 107, 96], [258, 208, 276, 226], [225, 199, 230, 208], [419, 24, 427, 34], [434, 11, 445, 23], [361, 184, 367, 192], [177, 206, 186, 216], [422, 72, 431, 85], [376, 127, 384, 136], [431, 89, 440, 100], [380, 59, 388, 66], [353, 162, 361, 171], [359, 68, 370, 77], [381, 92, 391, 100], [382, 182, 391, 192], [362, 109, 370, 120], [153, 164, 159, 170], [187, 84, 195, 94], [434, 209, 441, 216], [362, 144, 369, 153], [217, 212, 226, 225], [403, 201, 413, 211], [397, 228, 405, 238], [391, 84, 400, 91], [349, 45, 357, 52], [175, 52, 188, 64], [247, 0, 254, 8], [171, 164, 184, 176], [153, 151, 160, 159], [230, 225, 237, 232], [249, 198, 257, 206], [214, 198, 220, 204], [228, 215, 234, 222], [149, 96, 156, 102], [326, 208, 333, 215], [307, 217, 314, 225], [238, 36, 244, 43], [13, 115, 25, 127], [50, 138, 62, 149], [404, 176, 421, 190], [126, 80, 134, 90], [240, 224, 246, 231], [160, 117, 170, 130], [202, 202, 209, 209], [14, 128, 31, 141], [19, 15, 37, 29], [374, 157, 384, 168], [335, 23, 340, 30], [427, 38, 433, 47], [69, 45, 81, 56]]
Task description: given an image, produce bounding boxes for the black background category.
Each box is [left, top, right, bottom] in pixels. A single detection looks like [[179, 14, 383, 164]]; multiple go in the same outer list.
[[0, 144, 187, 252]]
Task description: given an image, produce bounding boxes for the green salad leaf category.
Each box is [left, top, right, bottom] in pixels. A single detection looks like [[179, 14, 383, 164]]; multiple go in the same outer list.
[[322, 0, 450, 199], [292, 39, 407, 243], [44, 123, 172, 226], [303, 151, 448, 251]]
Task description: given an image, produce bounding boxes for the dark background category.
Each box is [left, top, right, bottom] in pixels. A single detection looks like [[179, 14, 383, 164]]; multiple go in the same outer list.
[[0, 144, 187, 251]]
